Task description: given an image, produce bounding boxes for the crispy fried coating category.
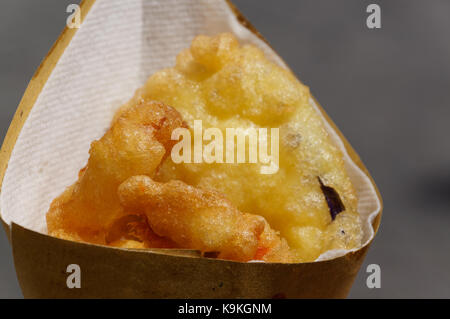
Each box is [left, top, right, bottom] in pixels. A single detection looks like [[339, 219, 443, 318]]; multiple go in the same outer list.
[[136, 33, 362, 261], [255, 221, 296, 263], [118, 175, 275, 262], [46, 101, 185, 244], [46, 33, 363, 263], [106, 214, 176, 249]]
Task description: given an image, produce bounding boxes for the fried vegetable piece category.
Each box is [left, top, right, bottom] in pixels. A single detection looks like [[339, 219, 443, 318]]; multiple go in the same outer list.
[[118, 175, 291, 262], [135, 33, 362, 261], [46, 101, 185, 244]]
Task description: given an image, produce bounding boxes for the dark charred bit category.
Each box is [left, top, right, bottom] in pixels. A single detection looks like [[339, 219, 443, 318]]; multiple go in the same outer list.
[[318, 177, 345, 221], [203, 251, 220, 259]]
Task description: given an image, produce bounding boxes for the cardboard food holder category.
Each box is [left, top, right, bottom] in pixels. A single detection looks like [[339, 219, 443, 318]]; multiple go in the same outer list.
[[0, 0, 382, 298]]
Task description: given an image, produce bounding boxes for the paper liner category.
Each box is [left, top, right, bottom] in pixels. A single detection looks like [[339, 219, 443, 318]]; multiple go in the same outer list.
[[0, 0, 382, 298]]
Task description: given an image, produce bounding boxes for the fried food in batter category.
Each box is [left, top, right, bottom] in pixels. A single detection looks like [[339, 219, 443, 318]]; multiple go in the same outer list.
[[135, 33, 362, 261], [106, 214, 176, 249], [118, 175, 287, 262], [47, 33, 363, 263], [46, 101, 185, 244]]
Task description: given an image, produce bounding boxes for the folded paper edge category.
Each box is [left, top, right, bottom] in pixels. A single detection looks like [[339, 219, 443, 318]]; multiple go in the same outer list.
[[0, 0, 382, 264], [0, 0, 96, 221]]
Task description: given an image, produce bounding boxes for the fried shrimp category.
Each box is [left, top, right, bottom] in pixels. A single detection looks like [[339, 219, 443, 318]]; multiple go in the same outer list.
[[46, 101, 185, 244], [118, 175, 284, 262]]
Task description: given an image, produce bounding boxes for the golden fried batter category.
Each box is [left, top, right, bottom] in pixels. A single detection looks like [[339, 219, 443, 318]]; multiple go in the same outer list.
[[46, 101, 185, 244], [133, 33, 363, 261], [118, 175, 293, 262], [47, 33, 362, 263], [106, 214, 175, 249], [255, 221, 296, 263]]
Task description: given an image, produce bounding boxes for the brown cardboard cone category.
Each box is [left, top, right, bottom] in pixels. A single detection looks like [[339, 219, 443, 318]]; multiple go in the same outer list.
[[0, 0, 382, 298], [11, 223, 374, 298]]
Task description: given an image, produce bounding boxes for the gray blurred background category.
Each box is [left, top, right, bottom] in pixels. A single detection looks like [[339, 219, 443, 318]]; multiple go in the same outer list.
[[0, 0, 449, 298]]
